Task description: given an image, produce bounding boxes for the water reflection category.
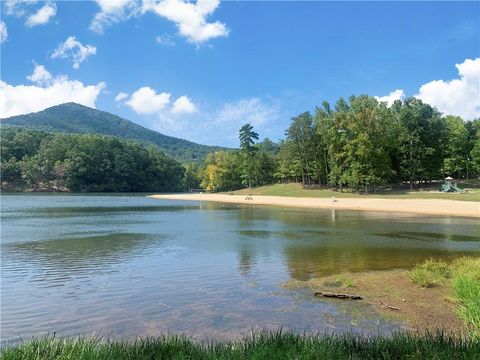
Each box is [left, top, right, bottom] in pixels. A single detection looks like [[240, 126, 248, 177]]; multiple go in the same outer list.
[[1, 194, 479, 343], [3, 233, 165, 285]]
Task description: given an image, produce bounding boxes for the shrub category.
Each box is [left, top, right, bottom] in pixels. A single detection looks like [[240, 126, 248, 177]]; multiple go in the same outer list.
[[409, 259, 451, 288]]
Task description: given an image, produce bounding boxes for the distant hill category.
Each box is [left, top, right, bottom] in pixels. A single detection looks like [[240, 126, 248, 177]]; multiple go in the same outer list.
[[1, 103, 224, 163]]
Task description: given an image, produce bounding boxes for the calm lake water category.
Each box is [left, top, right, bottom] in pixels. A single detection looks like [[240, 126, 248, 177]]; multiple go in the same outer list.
[[1, 194, 479, 344]]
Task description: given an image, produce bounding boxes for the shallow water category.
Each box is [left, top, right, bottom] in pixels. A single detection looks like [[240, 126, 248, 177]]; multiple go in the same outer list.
[[1, 194, 479, 344]]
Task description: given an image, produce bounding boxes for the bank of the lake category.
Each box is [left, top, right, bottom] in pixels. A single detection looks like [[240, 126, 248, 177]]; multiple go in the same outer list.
[[2, 332, 479, 360], [148, 193, 480, 218]]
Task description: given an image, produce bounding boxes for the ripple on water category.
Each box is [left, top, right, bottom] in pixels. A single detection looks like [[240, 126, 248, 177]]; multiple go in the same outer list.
[[1, 194, 478, 344]]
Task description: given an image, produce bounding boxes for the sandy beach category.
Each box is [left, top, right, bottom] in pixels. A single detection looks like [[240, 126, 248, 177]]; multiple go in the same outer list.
[[148, 193, 480, 218]]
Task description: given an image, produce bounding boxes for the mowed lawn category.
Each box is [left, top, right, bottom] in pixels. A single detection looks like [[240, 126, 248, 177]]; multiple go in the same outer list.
[[229, 182, 480, 202]]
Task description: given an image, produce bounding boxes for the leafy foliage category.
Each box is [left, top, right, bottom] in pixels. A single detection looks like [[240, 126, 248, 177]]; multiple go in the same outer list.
[[3, 98, 479, 194], [1, 127, 185, 192]]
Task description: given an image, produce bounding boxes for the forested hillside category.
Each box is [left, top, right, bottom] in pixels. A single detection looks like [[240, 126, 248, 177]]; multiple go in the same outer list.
[[1, 103, 223, 163], [0, 127, 191, 192]]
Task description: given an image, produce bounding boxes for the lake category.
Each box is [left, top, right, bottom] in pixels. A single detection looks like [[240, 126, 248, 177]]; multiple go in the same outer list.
[[1, 194, 479, 344]]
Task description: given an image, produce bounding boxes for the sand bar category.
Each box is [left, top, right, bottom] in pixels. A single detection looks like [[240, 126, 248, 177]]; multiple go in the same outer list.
[[149, 194, 480, 218]]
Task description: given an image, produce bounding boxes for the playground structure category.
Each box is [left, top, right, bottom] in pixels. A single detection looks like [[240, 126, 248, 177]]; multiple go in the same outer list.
[[441, 177, 464, 193]]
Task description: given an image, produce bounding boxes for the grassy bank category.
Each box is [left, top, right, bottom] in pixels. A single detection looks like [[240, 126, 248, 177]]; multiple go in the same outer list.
[[230, 183, 480, 202], [2, 331, 479, 360], [409, 257, 480, 337]]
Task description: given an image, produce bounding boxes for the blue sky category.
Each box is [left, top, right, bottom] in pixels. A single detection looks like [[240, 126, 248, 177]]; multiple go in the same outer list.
[[1, 1, 479, 147]]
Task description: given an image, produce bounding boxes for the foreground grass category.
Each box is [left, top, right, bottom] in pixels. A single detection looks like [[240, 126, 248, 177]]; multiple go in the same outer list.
[[2, 331, 480, 360], [230, 183, 480, 202], [409, 257, 480, 337]]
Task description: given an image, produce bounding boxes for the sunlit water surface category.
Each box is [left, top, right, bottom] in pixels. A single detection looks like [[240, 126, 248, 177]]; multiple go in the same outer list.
[[1, 194, 479, 344]]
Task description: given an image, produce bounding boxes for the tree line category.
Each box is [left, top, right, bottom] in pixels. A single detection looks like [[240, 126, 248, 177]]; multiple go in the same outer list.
[[1, 127, 187, 192], [199, 96, 480, 192], [2, 96, 479, 193]]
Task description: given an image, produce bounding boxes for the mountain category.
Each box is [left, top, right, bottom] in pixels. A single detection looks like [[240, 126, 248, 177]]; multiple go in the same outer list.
[[1, 103, 224, 163]]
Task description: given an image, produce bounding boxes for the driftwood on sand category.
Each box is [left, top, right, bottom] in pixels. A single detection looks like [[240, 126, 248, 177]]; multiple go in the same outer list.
[[314, 291, 363, 300]]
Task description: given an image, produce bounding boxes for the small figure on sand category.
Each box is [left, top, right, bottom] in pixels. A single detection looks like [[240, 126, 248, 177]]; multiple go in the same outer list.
[[332, 196, 337, 202]]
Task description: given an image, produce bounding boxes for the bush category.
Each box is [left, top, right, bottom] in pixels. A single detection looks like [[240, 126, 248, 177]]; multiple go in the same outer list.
[[409, 259, 451, 288]]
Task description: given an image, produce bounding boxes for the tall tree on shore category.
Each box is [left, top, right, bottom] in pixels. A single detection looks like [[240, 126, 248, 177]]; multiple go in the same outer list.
[[239, 123, 259, 188], [443, 115, 469, 178], [285, 112, 316, 184], [394, 98, 443, 188]]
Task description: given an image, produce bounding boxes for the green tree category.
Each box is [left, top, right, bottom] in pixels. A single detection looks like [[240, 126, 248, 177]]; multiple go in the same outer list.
[[200, 151, 242, 192], [285, 112, 316, 184], [239, 124, 259, 188], [468, 119, 480, 177], [443, 116, 468, 178], [394, 98, 444, 189]]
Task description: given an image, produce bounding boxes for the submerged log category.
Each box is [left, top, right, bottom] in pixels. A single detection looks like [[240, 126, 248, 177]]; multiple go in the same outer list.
[[314, 291, 363, 300]]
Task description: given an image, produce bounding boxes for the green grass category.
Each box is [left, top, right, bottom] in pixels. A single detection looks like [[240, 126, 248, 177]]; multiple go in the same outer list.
[[2, 331, 479, 360], [452, 257, 480, 337], [409, 259, 451, 288], [409, 257, 480, 337], [229, 183, 480, 202]]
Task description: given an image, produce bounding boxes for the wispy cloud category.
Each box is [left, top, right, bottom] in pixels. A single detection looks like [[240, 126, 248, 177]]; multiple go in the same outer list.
[[156, 33, 176, 46], [90, 0, 137, 34], [51, 36, 97, 69], [5, 1, 57, 27], [90, 0, 228, 45], [0, 21, 8, 44], [25, 1, 56, 27], [142, 0, 229, 44]]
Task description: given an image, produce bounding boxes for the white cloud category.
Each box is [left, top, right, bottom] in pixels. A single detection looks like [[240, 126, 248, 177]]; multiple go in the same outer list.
[[156, 33, 175, 46], [415, 57, 480, 120], [216, 98, 277, 127], [125, 86, 171, 115], [141, 97, 281, 147], [89, 0, 228, 44], [172, 95, 196, 114], [25, 2, 56, 27], [121, 86, 198, 117], [90, 0, 136, 34], [375, 89, 405, 107], [51, 36, 97, 69], [142, 0, 229, 44], [5, 0, 38, 17], [0, 21, 8, 44], [26, 63, 52, 86], [0, 64, 105, 118], [115, 92, 129, 102]]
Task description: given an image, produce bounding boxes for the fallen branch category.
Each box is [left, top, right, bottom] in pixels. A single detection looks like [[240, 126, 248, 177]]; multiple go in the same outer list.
[[314, 292, 363, 300], [380, 299, 400, 311]]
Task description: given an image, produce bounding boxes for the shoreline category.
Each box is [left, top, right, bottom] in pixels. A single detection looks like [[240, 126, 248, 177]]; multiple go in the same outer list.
[[148, 193, 480, 218]]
